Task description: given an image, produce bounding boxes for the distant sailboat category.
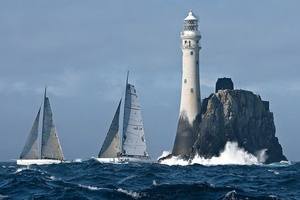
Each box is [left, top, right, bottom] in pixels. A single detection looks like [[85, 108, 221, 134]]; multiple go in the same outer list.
[[95, 73, 152, 163], [17, 88, 65, 165]]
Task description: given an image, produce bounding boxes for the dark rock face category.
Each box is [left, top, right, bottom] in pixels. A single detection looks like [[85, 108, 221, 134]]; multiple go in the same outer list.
[[191, 89, 287, 164]]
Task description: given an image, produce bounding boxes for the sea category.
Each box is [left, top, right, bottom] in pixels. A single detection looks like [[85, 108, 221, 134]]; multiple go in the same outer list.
[[0, 142, 299, 200], [0, 159, 299, 200]]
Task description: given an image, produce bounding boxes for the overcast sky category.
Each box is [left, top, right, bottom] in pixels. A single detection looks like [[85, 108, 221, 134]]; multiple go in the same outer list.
[[1, 1, 300, 162]]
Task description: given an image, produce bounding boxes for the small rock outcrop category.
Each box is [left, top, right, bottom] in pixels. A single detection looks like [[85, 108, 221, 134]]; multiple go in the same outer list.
[[191, 89, 287, 164]]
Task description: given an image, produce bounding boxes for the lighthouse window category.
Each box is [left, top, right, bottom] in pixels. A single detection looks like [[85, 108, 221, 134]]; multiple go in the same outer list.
[[184, 79, 187, 83], [190, 51, 193, 55], [190, 88, 194, 93], [196, 61, 199, 65]]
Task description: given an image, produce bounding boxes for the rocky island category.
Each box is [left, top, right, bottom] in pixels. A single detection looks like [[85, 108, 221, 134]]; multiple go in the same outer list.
[[190, 89, 287, 164]]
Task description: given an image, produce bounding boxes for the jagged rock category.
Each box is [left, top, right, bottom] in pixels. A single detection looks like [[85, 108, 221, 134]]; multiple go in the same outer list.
[[190, 89, 287, 164]]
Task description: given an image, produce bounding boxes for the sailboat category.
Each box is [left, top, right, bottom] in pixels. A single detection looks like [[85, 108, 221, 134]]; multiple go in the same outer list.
[[17, 88, 65, 165], [95, 73, 153, 163]]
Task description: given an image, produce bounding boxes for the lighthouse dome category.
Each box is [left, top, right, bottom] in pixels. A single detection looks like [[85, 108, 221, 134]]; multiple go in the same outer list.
[[184, 11, 198, 21]]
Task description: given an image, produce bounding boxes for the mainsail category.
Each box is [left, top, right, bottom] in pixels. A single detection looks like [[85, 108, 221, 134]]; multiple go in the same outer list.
[[41, 90, 64, 160], [19, 108, 40, 159], [122, 82, 148, 156], [98, 99, 121, 158]]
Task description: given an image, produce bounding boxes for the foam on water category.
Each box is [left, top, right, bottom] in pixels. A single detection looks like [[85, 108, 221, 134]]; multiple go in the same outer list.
[[268, 169, 280, 175], [79, 184, 103, 191], [117, 188, 143, 199], [79, 184, 143, 199], [0, 195, 9, 199], [49, 175, 56, 180], [13, 167, 27, 174], [159, 142, 267, 166], [192, 142, 262, 165], [159, 154, 189, 166], [117, 174, 136, 184], [13, 165, 31, 174], [266, 160, 292, 167], [152, 180, 157, 186]]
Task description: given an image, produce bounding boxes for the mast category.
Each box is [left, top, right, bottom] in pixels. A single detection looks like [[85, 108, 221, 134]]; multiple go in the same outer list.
[[126, 71, 129, 88], [121, 71, 129, 155]]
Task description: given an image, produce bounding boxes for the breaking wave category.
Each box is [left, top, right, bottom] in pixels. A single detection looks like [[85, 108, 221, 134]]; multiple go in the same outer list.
[[159, 141, 267, 166]]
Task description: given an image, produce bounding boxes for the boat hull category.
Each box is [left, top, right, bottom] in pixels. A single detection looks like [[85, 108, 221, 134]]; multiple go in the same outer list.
[[93, 157, 121, 163], [93, 156, 154, 164], [120, 155, 154, 163], [16, 159, 63, 166]]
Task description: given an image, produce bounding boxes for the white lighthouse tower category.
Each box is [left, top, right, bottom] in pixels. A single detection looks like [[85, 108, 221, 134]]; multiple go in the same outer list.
[[172, 11, 201, 156]]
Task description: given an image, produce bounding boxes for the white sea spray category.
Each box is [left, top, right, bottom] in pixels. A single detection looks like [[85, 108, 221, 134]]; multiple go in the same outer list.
[[159, 141, 267, 166], [157, 151, 171, 161], [14, 167, 27, 174], [73, 158, 82, 163], [159, 153, 189, 166]]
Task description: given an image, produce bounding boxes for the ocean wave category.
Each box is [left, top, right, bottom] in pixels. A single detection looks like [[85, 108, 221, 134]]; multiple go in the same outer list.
[[0, 161, 299, 199], [117, 188, 144, 199], [268, 169, 280, 175], [78, 184, 104, 191], [222, 190, 279, 200], [117, 174, 137, 184], [13, 167, 28, 174], [0, 195, 9, 200]]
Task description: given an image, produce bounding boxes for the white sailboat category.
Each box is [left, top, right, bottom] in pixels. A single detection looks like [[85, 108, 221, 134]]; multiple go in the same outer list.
[[17, 88, 65, 165], [95, 73, 152, 163]]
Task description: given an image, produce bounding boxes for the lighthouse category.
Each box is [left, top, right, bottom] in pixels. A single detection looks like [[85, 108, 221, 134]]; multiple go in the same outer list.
[[172, 11, 202, 156]]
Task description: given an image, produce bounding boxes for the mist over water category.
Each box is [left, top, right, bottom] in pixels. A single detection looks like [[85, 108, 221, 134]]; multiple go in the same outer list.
[[159, 142, 268, 166]]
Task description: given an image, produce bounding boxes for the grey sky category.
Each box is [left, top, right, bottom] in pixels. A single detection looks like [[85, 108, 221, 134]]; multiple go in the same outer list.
[[1, 1, 299, 161]]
